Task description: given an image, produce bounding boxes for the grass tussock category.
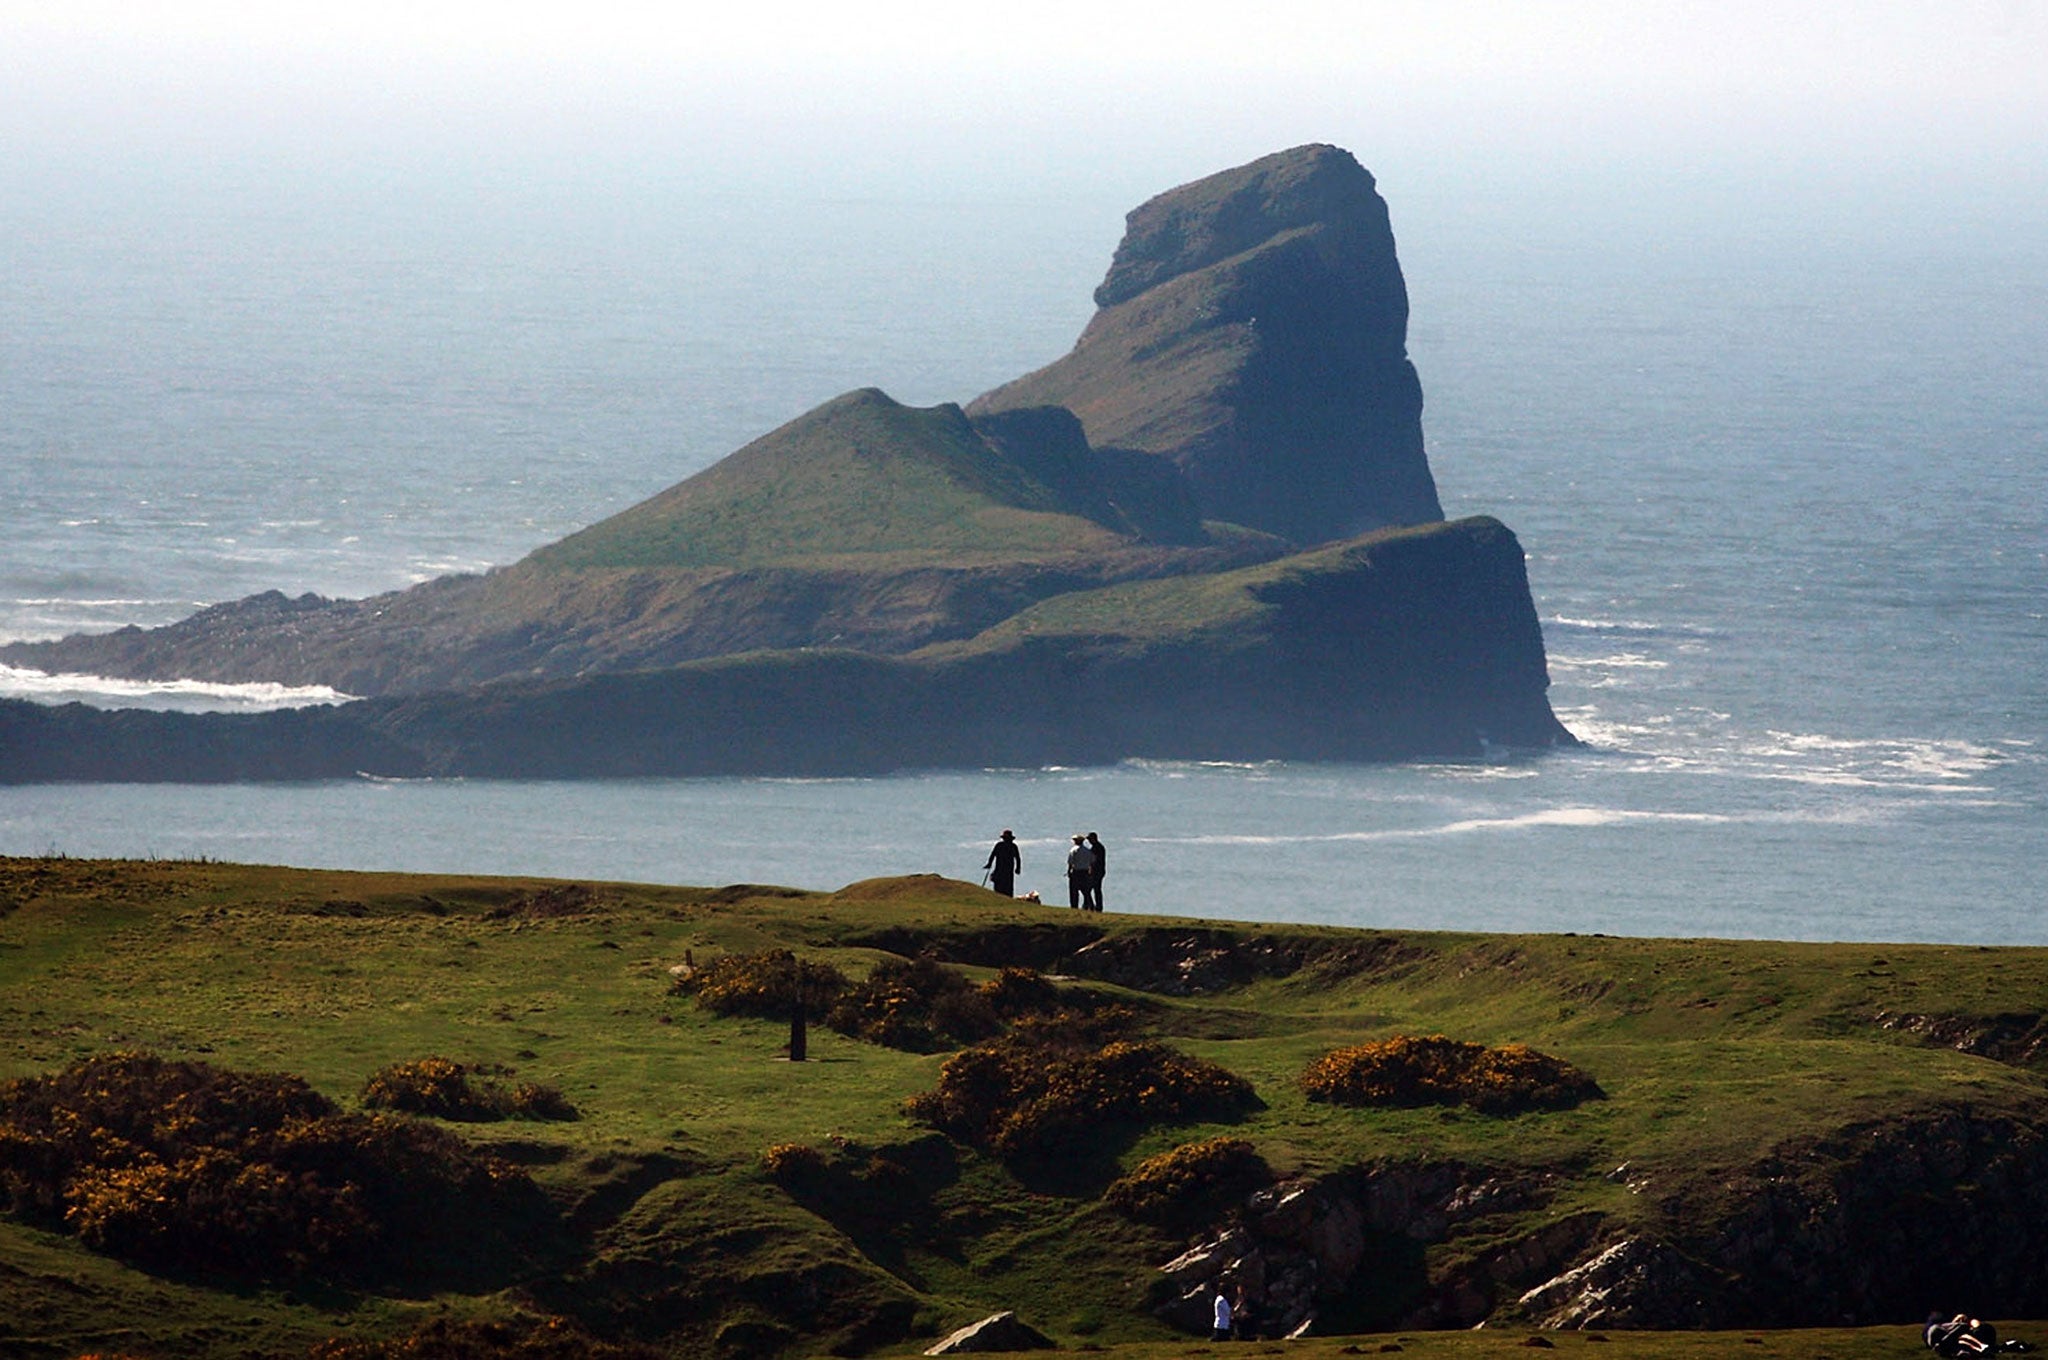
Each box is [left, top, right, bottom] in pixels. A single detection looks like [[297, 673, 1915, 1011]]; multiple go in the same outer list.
[[1301, 1034, 1601, 1115], [0, 1052, 541, 1283], [361, 1058, 578, 1122], [906, 1014, 1257, 1158]]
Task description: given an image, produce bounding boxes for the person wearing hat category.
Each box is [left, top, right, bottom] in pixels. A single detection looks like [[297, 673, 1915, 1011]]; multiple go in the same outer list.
[[983, 829, 1022, 897], [1065, 834, 1096, 910], [1085, 831, 1106, 912]]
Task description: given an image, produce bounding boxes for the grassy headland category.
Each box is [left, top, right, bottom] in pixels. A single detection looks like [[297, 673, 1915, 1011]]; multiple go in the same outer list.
[[2, 857, 2043, 1359]]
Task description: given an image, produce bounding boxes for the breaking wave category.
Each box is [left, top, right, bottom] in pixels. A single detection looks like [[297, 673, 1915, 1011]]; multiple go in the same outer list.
[[0, 664, 356, 713]]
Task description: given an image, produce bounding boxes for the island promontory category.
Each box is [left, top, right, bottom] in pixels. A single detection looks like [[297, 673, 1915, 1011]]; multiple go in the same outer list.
[[0, 145, 1574, 781]]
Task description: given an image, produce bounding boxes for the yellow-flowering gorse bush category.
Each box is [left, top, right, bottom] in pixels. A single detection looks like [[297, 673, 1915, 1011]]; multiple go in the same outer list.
[[361, 1058, 576, 1122], [906, 1015, 1257, 1159], [674, 950, 848, 1019], [0, 1052, 543, 1281], [1300, 1034, 1600, 1115], [1101, 1135, 1270, 1225]]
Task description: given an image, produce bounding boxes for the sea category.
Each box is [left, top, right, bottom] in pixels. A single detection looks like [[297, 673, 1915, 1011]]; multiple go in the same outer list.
[[3, 153, 2045, 945]]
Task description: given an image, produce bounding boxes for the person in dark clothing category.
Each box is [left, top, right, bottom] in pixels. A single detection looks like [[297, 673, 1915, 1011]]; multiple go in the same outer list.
[[1085, 831, 1106, 911], [1066, 834, 1094, 910], [1925, 1313, 1999, 1356], [983, 829, 1022, 897]]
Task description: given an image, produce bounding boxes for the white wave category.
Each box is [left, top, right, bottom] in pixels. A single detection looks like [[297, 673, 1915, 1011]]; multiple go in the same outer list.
[[1120, 758, 1283, 777], [1550, 704, 2014, 797], [1550, 652, 1672, 670], [1137, 806, 1734, 848], [1547, 615, 1720, 639], [0, 663, 356, 713]]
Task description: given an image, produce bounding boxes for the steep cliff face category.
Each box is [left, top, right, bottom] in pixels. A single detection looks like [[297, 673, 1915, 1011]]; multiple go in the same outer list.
[[0, 146, 1571, 781], [0, 518, 1570, 782], [971, 144, 1442, 542]]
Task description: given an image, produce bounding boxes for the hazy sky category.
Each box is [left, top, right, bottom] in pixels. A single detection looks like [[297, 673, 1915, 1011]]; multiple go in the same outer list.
[[5, 1, 2044, 200]]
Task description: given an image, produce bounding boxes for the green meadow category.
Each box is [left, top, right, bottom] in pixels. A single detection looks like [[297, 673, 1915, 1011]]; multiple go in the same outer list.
[[1, 856, 2042, 1359]]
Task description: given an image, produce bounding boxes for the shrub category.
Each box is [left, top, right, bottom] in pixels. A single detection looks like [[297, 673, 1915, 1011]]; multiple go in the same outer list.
[[361, 1059, 577, 1122], [1300, 1034, 1602, 1115], [825, 955, 1003, 1052], [1102, 1136, 1270, 1225], [505, 1082, 579, 1121], [979, 965, 1065, 1019], [675, 951, 848, 1019], [0, 1052, 545, 1282], [906, 1027, 1256, 1159], [761, 1141, 827, 1185]]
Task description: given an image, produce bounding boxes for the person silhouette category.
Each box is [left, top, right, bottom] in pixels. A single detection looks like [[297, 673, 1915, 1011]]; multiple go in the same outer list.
[[1085, 831, 1106, 911], [983, 829, 1022, 897], [1065, 834, 1094, 910]]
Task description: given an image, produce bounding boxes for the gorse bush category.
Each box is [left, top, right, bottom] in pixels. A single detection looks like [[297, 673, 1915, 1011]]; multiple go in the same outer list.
[[1300, 1034, 1602, 1115], [826, 959, 1109, 1053], [674, 950, 849, 1019], [906, 1022, 1256, 1159], [760, 1141, 827, 1182], [825, 955, 1003, 1052], [362, 1058, 577, 1122], [0, 1052, 545, 1282], [1102, 1136, 1270, 1225]]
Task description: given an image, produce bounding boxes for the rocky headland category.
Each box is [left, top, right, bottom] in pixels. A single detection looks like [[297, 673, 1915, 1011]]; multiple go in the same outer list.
[[1, 145, 1574, 781]]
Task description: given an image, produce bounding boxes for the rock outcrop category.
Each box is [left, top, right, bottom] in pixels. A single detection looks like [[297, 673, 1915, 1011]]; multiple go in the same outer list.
[[0, 146, 1575, 782], [972, 144, 1442, 542], [922, 1311, 1054, 1354], [0, 517, 1572, 782], [1160, 1108, 2048, 1338]]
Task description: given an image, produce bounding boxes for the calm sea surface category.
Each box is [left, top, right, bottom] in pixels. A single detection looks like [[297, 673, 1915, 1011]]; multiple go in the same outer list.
[[3, 161, 2044, 943]]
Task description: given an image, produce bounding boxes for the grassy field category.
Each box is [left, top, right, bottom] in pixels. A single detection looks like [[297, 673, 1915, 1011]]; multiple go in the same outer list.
[[2, 856, 2044, 1359]]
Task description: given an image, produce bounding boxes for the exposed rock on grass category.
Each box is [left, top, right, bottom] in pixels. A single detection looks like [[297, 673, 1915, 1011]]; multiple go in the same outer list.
[[922, 1309, 1054, 1354], [1874, 1009, 2048, 1066]]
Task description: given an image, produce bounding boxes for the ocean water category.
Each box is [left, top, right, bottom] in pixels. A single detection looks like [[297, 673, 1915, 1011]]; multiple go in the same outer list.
[[3, 159, 2044, 944]]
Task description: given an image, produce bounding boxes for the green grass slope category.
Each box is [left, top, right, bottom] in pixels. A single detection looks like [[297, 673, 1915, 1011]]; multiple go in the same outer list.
[[530, 389, 1135, 572], [8, 858, 2038, 1358]]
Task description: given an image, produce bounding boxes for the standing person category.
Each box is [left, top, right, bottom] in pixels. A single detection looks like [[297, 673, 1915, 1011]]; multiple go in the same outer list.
[[983, 830, 1022, 897], [1066, 834, 1094, 910], [1085, 831, 1106, 911], [1211, 1283, 1233, 1342]]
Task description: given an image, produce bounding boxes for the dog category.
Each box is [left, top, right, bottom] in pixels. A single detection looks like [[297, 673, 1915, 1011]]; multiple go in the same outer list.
[[1020, 891, 1041, 904]]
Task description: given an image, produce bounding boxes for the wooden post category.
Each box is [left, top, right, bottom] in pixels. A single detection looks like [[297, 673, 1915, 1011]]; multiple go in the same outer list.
[[787, 951, 808, 1063]]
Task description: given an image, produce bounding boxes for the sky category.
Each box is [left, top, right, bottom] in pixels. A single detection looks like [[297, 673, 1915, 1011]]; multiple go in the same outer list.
[[5, 1, 2045, 204]]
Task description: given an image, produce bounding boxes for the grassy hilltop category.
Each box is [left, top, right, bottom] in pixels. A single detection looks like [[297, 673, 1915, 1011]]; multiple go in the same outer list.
[[3, 857, 2044, 1360]]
